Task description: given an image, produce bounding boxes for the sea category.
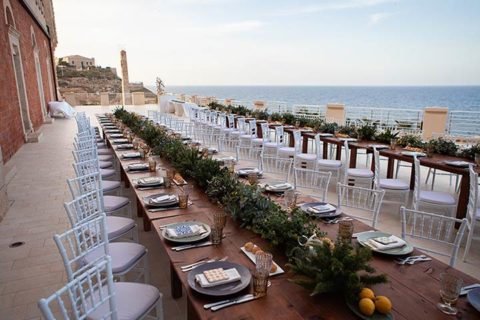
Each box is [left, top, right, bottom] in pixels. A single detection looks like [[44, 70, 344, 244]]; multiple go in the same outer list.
[[158, 86, 480, 111]]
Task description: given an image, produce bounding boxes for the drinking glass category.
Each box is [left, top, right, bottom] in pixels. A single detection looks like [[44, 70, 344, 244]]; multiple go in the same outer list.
[[178, 194, 189, 209], [148, 157, 157, 172], [255, 251, 273, 273], [253, 252, 273, 298], [213, 211, 227, 228], [166, 168, 176, 181], [163, 176, 171, 188], [475, 153, 480, 167], [248, 172, 258, 185], [210, 226, 223, 245], [337, 220, 354, 243], [390, 138, 397, 150], [284, 189, 297, 209], [437, 273, 463, 315]]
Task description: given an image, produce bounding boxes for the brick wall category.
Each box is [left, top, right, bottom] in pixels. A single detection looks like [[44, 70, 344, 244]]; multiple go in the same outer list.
[[0, 0, 55, 163]]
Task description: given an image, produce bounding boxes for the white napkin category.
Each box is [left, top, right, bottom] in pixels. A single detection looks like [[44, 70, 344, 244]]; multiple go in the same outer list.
[[367, 235, 406, 251], [270, 183, 291, 190], [150, 195, 177, 204], [195, 268, 241, 288], [307, 204, 336, 214], [165, 224, 207, 239], [117, 144, 134, 149], [138, 177, 162, 186], [128, 163, 148, 170], [123, 152, 141, 158], [238, 168, 259, 175], [114, 139, 128, 142]]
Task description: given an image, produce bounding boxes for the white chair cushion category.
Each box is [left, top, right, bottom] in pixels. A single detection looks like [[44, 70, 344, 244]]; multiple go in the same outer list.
[[104, 195, 129, 212], [278, 147, 295, 156], [106, 216, 135, 241], [102, 180, 121, 193], [97, 143, 106, 149], [379, 179, 409, 190], [98, 154, 113, 161], [82, 243, 146, 274], [87, 282, 160, 320], [317, 159, 342, 168], [348, 168, 374, 178], [97, 149, 112, 156], [100, 168, 116, 178], [251, 138, 264, 145], [98, 161, 113, 169], [264, 142, 282, 148], [419, 190, 456, 205], [476, 208, 480, 219], [296, 153, 317, 161]]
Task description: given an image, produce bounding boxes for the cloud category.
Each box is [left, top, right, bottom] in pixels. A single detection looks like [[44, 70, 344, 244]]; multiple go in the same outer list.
[[275, 0, 398, 16], [368, 12, 394, 25]]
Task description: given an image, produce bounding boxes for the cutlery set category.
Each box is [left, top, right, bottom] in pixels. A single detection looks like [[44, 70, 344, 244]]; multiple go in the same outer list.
[[394, 255, 432, 265], [203, 294, 257, 311], [322, 216, 353, 224], [181, 256, 228, 272]]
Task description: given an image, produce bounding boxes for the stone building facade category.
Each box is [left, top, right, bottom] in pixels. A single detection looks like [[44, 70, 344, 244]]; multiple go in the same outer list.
[[61, 54, 95, 70], [0, 0, 57, 163]]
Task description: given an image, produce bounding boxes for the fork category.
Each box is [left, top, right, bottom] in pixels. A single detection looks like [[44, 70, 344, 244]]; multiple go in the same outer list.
[[395, 255, 428, 265], [181, 257, 217, 271]]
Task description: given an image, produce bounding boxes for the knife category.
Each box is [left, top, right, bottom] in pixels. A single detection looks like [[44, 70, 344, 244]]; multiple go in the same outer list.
[[211, 294, 256, 311], [172, 241, 213, 251], [204, 294, 253, 309], [352, 230, 375, 238]]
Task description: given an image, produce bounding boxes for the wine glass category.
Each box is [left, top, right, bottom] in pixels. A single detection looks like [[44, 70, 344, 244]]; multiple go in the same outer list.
[[437, 272, 463, 315]]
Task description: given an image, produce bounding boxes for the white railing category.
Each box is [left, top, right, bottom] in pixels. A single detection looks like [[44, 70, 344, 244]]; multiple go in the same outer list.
[[448, 110, 480, 137], [292, 104, 325, 119], [345, 106, 423, 130]]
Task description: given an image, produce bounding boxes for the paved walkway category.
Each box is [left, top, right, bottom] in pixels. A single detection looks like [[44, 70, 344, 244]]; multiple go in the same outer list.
[[0, 104, 478, 319]]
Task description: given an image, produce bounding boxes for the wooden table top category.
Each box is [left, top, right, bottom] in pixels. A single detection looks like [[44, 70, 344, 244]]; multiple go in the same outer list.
[[101, 119, 480, 320]]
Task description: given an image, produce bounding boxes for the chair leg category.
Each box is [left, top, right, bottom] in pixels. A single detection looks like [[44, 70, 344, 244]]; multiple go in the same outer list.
[[143, 251, 151, 284], [132, 225, 139, 242], [463, 226, 474, 262], [431, 169, 437, 190], [395, 161, 400, 179], [155, 294, 164, 320]]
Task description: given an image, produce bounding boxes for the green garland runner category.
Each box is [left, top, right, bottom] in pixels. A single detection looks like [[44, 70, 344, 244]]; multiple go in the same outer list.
[[112, 107, 388, 297], [113, 107, 319, 256]]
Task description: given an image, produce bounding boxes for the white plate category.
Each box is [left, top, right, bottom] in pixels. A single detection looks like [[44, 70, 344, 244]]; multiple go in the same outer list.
[[444, 160, 471, 168], [240, 247, 284, 276]]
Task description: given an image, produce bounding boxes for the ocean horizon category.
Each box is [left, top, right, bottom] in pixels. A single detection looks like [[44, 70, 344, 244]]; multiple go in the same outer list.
[[154, 85, 480, 111]]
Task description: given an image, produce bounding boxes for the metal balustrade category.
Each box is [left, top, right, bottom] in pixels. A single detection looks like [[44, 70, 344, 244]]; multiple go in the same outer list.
[[447, 110, 480, 137]]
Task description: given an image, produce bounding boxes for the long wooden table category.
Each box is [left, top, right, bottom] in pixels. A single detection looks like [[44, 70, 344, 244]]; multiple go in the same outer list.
[[101, 118, 479, 320]]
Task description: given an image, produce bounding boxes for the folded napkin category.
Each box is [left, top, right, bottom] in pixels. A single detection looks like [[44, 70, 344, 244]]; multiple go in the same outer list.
[[307, 204, 336, 214], [122, 152, 141, 158], [149, 194, 177, 204], [128, 163, 148, 170], [367, 235, 406, 251], [195, 268, 241, 288], [165, 224, 207, 239], [109, 134, 124, 138], [238, 168, 259, 175], [269, 183, 291, 190], [117, 144, 134, 149], [138, 177, 163, 186], [113, 139, 129, 143]]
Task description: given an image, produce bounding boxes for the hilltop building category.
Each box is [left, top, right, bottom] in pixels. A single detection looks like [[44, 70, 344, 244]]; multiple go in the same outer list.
[[60, 55, 95, 70], [0, 0, 58, 162]]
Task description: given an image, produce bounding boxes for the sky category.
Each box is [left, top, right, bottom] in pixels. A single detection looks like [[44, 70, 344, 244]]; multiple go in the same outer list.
[[54, 0, 480, 86]]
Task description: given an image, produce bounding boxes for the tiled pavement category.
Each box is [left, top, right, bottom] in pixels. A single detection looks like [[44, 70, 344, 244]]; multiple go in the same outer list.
[[0, 105, 478, 319]]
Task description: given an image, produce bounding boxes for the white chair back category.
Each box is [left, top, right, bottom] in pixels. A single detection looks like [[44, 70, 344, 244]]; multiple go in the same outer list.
[[294, 168, 331, 201], [54, 214, 109, 281], [38, 256, 118, 320], [274, 126, 285, 146], [467, 164, 478, 225], [260, 123, 270, 142], [400, 206, 467, 267], [337, 183, 385, 227], [64, 190, 103, 227], [73, 159, 101, 177], [72, 148, 98, 163], [248, 119, 257, 137], [314, 134, 322, 159], [260, 155, 293, 182], [412, 156, 421, 209], [293, 130, 302, 153]]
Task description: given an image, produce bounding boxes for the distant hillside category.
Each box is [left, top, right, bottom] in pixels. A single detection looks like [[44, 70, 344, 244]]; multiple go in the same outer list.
[[57, 65, 122, 94]]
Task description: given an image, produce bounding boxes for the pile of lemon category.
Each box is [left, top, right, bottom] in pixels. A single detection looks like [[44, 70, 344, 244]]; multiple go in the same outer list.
[[358, 288, 392, 316]]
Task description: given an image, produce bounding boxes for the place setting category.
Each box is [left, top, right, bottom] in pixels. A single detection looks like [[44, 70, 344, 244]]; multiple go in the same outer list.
[[258, 180, 294, 195], [134, 176, 165, 190], [356, 231, 414, 256], [143, 192, 189, 212], [111, 138, 130, 144], [299, 200, 344, 222], [125, 162, 150, 173], [120, 151, 142, 160]]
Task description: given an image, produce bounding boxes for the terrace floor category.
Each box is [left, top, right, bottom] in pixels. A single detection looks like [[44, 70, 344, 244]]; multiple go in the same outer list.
[[0, 104, 478, 319]]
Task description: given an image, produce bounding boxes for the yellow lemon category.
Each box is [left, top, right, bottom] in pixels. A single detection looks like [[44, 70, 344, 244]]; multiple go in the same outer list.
[[358, 298, 375, 316], [359, 288, 375, 300], [375, 296, 392, 314]]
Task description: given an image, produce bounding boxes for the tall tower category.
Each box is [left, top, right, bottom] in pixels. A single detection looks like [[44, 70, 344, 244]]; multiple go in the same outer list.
[[120, 50, 130, 105]]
